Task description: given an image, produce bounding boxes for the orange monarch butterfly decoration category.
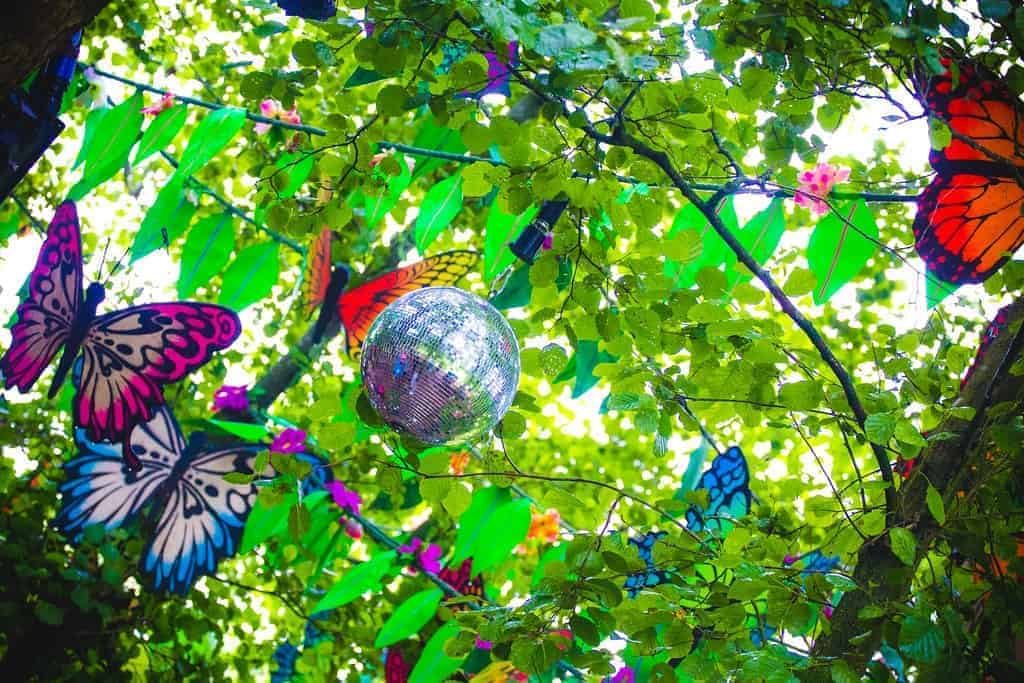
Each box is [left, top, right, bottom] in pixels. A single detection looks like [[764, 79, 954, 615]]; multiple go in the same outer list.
[[302, 228, 479, 354], [912, 56, 1024, 285]]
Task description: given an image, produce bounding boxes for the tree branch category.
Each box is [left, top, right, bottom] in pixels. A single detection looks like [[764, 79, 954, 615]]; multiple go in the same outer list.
[[804, 296, 1024, 680]]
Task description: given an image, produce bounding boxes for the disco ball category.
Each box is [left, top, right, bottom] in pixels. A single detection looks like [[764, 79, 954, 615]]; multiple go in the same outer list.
[[360, 287, 520, 444]]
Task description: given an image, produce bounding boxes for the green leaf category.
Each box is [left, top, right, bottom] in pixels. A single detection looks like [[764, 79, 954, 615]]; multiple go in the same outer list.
[[130, 177, 197, 262], [899, 614, 945, 664], [865, 413, 896, 444], [830, 660, 859, 683], [536, 23, 598, 57], [177, 213, 235, 298], [288, 503, 311, 540], [68, 93, 144, 200], [926, 484, 945, 525], [241, 493, 295, 554], [409, 622, 464, 683], [452, 486, 511, 566], [218, 241, 280, 311], [374, 588, 443, 648], [485, 203, 538, 281], [472, 497, 532, 574], [313, 551, 397, 612], [207, 419, 269, 441], [34, 601, 64, 626], [134, 104, 188, 164], [415, 174, 464, 251], [806, 200, 879, 304], [273, 152, 315, 200], [254, 21, 288, 37], [889, 527, 917, 566], [175, 107, 247, 178], [979, 0, 1012, 20]]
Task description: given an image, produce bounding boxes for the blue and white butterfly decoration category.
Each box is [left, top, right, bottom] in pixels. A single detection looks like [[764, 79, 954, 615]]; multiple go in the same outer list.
[[54, 402, 325, 595], [623, 445, 753, 597]]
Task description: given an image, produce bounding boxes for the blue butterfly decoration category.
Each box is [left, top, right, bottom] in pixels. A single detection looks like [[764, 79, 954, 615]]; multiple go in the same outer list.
[[684, 446, 752, 533], [0, 30, 81, 202], [798, 549, 840, 577], [275, 0, 337, 20], [623, 531, 670, 598], [271, 611, 332, 681], [623, 447, 753, 597], [55, 404, 329, 594]]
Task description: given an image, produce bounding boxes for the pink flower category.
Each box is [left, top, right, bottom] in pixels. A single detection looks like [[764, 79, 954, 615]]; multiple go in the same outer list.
[[212, 384, 249, 413], [793, 162, 850, 215], [822, 605, 834, 620], [783, 554, 798, 566], [325, 481, 362, 515], [475, 637, 493, 650], [255, 99, 302, 135], [343, 517, 363, 539], [608, 666, 636, 683], [418, 543, 442, 574], [270, 427, 307, 454], [397, 537, 424, 555], [397, 538, 443, 574], [142, 92, 175, 116], [542, 232, 554, 250]]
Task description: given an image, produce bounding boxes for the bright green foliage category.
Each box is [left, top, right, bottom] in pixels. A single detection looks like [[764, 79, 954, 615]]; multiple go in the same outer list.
[[1, 0, 1022, 681], [177, 212, 235, 298], [217, 241, 280, 310], [134, 105, 188, 164], [806, 200, 879, 304]]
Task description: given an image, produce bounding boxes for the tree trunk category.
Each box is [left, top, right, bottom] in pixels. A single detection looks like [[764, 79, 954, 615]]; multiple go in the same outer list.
[[0, 1, 113, 92]]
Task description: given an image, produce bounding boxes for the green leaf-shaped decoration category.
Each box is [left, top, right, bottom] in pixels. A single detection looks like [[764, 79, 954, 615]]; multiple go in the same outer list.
[[899, 614, 945, 664], [374, 587, 443, 648], [408, 622, 464, 683], [313, 551, 396, 613], [134, 104, 188, 165], [490, 266, 533, 310], [130, 177, 197, 262], [452, 486, 511, 565], [806, 199, 879, 304], [415, 174, 464, 251], [175, 107, 247, 178], [206, 418, 268, 442], [665, 197, 739, 289], [218, 241, 280, 311], [73, 107, 108, 170], [240, 492, 296, 554], [411, 118, 467, 180], [471, 497, 532, 574], [926, 272, 958, 309], [273, 152, 315, 200], [485, 203, 538, 281], [572, 340, 616, 398], [68, 93, 145, 200], [177, 213, 235, 298], [729, 198, 786, 286]]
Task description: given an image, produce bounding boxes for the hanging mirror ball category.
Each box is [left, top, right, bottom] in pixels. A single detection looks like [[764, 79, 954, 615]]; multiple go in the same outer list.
[[359, 287, 520, 444]]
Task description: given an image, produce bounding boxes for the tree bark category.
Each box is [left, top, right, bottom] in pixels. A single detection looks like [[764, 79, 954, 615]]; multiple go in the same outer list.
[[803, 296, 1024, 681], [0, 1, 112, 92]]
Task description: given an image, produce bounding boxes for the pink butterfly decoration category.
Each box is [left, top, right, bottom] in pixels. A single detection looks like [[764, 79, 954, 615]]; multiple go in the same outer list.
[[0, 201, 242, 470]]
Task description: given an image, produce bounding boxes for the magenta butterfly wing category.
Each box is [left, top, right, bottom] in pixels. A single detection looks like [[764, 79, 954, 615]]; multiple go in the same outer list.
[[0, 201, 81, 391], [76, 303, 242, 443], [1, 201, 242, 468]]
